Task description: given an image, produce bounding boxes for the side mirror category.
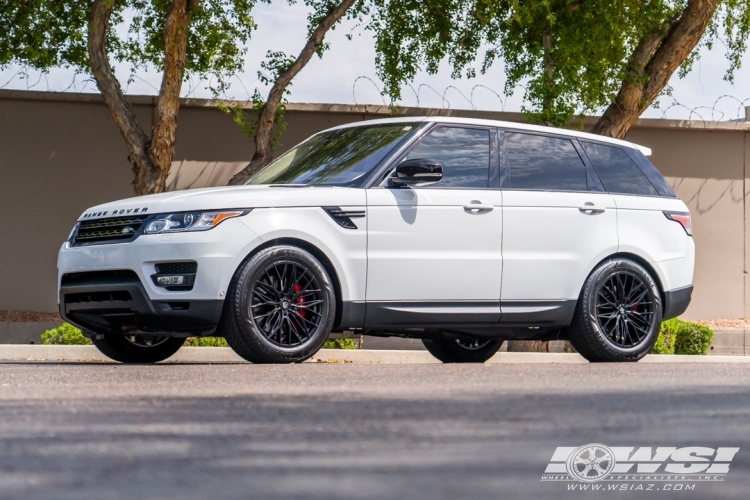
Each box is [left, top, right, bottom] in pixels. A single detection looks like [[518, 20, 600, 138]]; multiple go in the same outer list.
[[391, 158, 443, 187]]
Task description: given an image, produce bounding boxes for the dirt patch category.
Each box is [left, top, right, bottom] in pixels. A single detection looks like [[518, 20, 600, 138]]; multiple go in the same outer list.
[[0, 310, 61, 323], [696, 318, 750, 330]]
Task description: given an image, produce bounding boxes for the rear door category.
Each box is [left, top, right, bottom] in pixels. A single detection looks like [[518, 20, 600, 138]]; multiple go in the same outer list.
[[365, 125, 503, 327], [499, 131, 618, 325]]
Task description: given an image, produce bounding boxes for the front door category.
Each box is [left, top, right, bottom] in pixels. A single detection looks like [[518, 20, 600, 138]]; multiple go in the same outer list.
[[365, 125, 503, 327], [499, 131, 619, 325]]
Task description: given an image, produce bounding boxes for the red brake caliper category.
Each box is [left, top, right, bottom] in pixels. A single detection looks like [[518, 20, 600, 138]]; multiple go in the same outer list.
[[294, 283, 306, 319]]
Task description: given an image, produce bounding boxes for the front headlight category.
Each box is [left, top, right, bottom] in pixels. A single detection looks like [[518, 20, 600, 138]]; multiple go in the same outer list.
[[143, 210, 250, 235]]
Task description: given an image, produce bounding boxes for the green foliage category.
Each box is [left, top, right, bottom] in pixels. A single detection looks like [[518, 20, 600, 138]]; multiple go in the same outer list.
[[121, 0, 261, 94], [1, 0, 263, 94], [371, 0, 750, 126], [41, 323, 92, 345], [183, 336, 228, 347], [673, 319, 714, 355], [323, 337, 359, 349], [0, 1, 89, 70], [651, 318, 713, 355], [651, 319, 678, 355]]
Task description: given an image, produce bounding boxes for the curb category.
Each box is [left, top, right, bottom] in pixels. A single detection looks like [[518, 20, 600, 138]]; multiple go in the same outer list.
[[0, 345, 748, 364]]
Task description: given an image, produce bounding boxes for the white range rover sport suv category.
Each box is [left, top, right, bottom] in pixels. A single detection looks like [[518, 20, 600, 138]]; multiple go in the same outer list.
[[58, 117, 694, 364]]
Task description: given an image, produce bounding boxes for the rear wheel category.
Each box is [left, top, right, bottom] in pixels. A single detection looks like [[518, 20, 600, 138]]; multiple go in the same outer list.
[[92, 334, 185, 363], [221, 245, 336, 364], [422, 338, 504, 363], [567, 259, 662, 362]]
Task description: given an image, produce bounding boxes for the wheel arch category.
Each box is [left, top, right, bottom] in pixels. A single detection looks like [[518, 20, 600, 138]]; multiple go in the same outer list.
[[590, 252, 667, 312], [234, 237, 346, 329]]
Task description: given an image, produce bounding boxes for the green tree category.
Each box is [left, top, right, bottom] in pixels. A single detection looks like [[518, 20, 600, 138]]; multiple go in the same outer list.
[[1, 0, 259, 195], [371, 0, 750, 137]]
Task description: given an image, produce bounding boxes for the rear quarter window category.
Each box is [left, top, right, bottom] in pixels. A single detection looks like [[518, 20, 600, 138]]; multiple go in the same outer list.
[[623, 148, 677, 197], [581, 142, 659, 196]]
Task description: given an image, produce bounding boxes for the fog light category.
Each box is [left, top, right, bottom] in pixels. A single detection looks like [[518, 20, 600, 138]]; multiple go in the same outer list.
[[156, 276, 184, 286]]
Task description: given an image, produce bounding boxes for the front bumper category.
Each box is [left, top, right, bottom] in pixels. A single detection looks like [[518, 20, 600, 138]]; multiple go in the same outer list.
[[57, 217, 262, 336], [59, 270, 223, 336]]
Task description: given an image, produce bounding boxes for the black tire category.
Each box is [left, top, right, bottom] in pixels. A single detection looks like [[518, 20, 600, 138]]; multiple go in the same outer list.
[[221, 245, 336, 364], [92, 334, 185, 363], [422, 338, 504, 363], [567, 259, 663, 362]]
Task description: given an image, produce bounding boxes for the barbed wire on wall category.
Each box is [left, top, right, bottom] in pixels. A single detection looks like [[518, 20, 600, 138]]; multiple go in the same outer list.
[[352, 75, 514, 111], [3, 65, 750, 125], [349, 75, 750, 125]]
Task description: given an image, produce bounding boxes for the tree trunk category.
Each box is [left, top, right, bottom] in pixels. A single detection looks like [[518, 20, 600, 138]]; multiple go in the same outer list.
[[147, 0, 196, 194], [228, 0, 357, 185], [591, 0, 718, 139], [88, 0, 198, 195], [507, 341, 549, 353]]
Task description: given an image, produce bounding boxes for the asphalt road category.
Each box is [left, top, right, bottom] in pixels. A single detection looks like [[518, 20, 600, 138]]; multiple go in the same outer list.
[[0, 362, 748, 499]]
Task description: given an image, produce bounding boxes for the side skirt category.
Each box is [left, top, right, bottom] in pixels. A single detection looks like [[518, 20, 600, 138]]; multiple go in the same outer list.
[[335, 300, 578, 331]]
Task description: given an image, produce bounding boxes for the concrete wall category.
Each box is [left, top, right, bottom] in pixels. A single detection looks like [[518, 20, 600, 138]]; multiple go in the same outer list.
[[1, 89, 748, 320]]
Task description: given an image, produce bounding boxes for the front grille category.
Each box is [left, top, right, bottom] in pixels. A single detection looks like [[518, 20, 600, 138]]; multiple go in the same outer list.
[[155, 262, 198, 275], [72, 216, 148, 246]]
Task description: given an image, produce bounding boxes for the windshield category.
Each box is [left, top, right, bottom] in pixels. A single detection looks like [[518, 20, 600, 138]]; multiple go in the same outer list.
[[247, 123, 417, 187]]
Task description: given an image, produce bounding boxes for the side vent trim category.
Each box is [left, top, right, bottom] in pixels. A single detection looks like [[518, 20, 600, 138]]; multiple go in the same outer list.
[[322, 207, 365, 230]]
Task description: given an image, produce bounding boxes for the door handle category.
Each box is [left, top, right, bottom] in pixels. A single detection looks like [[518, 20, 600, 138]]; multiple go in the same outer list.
[[463, 203, 494, 213], [579, 203, 606, 214]]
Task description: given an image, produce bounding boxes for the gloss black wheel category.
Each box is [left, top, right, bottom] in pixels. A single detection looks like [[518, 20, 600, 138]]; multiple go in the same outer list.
[[595, 271, 655, 349], [422, 338, 503, 363], [250, 261, 325, 348], [92, 334, 185, 363], [221, 246, 335, 364], [568, 259, 662, 362]]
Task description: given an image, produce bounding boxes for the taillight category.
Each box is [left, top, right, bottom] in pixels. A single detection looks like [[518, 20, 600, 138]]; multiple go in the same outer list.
[[664, 211, 692, 236]]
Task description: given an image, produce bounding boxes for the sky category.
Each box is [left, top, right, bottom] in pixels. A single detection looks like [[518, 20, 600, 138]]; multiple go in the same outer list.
[[2, 1, 750, 122]]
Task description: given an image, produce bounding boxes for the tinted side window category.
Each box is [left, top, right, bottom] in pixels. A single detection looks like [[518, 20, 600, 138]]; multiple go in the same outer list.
[[582, 142, 658, 196], [624, 148, 677, 197], [404, 127, 490, 187], [506, 133, 587, 191]]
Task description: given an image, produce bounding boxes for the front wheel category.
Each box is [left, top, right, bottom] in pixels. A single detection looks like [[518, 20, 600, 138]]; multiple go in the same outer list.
[[92, 334, 185, 363], [422, 338, 504, 363], [221, 245, 336, 364], [567, 259, 662, 362]]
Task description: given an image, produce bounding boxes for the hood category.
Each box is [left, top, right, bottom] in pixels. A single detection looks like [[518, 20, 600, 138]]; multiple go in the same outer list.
[[77, 185, 367, 221]]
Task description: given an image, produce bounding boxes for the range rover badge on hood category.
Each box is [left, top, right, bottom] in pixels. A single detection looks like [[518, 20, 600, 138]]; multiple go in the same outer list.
[[81, 207, 149, 219]]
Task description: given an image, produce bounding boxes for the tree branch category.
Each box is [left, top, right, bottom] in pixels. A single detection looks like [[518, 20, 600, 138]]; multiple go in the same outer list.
[[591, 0, 718, 139], [228, 0, 357, 185], [88, 0, 150, 189]]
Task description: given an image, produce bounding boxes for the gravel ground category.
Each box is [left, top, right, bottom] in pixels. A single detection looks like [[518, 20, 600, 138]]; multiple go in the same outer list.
[[0, 362, 748, 499]]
